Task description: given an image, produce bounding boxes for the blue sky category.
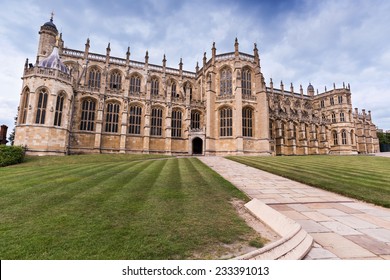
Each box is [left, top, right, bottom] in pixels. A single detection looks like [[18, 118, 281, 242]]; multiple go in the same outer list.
[[1, 0, 389, 140]]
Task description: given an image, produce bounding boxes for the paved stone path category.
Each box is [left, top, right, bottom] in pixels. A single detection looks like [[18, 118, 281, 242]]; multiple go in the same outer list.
[[198, 156, 390, 260]]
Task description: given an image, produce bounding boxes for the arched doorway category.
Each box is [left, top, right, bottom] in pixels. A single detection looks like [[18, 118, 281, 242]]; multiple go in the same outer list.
[[192, 137, 203, 155]]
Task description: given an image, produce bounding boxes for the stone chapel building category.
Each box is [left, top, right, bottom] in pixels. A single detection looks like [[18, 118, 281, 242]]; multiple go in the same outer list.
[[14, 17, 380, 156]]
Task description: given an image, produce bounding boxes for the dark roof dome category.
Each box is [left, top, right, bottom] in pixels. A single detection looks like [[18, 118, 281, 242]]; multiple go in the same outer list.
[[43, 17, 58, 31], [39, 46, 69, 74], [307, 83, 314, 91]]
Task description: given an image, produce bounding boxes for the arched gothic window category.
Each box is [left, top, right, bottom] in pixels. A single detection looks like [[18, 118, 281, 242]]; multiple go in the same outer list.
[[191, 111, 201, 130], [341, 130, 347, 145], [105, 103, 120, 133], [109, 71, 122, 90], [80, 99, 96, 131], [220, 68, 232, 95], [35, 89, 48, 124], [220, 107, 233, 136], [333, 131, 338, 145], [130, 75, 141, 94], [151, 107, 163, 136], [331, 113, 336, 123], [128, 105, 142, 134], [171, 82, 177, 97], [151, 78, 159, 95], [171, 109, 182, 138], [340, 112, 345, 122], [20, 89, 29, 124], [242, 69, 252, 95], [350, 130, 355, 145], [54, 93, 65, 126], [242, 107, 253, 137], [88, 68, 101, 89]]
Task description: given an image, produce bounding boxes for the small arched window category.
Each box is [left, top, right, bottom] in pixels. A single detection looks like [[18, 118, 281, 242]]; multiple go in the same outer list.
[[340, 112, 345, 122], [171, 109, 182, 138], [242, 107, 253, 137], [191, 111, 201, 130], [80, 99, 96, 131], [35, 89, 48, 124], [322, 114, 327, 122], [242, 69, 252, 95], [88, 68, 101, 89], [20, 89, 29, 124], [130, 75, 141, 94], [331, 112, 336, 123], [333, 130, 338, 145], [220, 107, 233, 136], [54, 93, 65, 126], [151, 78, 159, 95], [105, 103, 120, 133], [151, 107, 163, 136], [109, 71, 122, 90], [220, 68, 232, 95], [320, 99, 325, 108], [171, 82, 177, 97], [341, 129, 347, 145], [338, 95, 343, 104], [129, 105, 142, 134]]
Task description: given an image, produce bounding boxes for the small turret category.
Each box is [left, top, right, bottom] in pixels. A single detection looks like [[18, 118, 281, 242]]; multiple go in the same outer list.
[[37, 14, 59, 62], [307, 83, 315, 96]]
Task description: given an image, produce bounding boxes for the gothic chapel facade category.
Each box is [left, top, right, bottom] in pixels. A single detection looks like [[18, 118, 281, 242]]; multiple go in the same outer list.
[[14, 17, 380, 156]]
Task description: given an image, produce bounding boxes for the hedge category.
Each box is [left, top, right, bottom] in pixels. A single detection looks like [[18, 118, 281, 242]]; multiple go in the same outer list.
[[0, 145, 25, 167]]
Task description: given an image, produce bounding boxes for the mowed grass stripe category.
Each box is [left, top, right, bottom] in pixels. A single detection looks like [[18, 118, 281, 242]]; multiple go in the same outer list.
[[228, 156, 390, 208], [0, 161, 128, 203], [0, 161, 143, 224]]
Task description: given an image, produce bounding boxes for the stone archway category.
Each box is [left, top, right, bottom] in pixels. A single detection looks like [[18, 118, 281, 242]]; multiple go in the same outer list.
[[192, 137, 203, 155]]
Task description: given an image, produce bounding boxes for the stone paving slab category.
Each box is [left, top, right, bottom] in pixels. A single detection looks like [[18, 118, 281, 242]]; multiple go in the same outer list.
[[310, 233, 377, 259], [198, 156, 390, 260], [301, 211, 333, 222], [345, 235, 390, 255], [304, 246, 339, 260], [320, 221, 363, 236], [359, 228, 390, 243], [333, 216, 378, 229], [295, 220, 331, 233]]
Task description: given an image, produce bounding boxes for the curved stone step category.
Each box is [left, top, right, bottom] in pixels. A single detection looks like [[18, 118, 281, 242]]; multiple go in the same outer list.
[[234, 198, 313, 260]]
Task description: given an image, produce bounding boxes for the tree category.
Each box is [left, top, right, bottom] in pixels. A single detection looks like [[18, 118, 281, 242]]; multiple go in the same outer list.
[[8, 114, 17, 146]]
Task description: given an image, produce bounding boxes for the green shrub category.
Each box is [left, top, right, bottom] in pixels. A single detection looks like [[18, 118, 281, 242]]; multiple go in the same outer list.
[[0, 145, 25, 167]]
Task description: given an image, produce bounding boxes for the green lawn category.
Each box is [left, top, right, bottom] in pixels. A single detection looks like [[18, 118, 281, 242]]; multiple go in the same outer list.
[[227, 155, 390, 208], [0, 155, 259, 259]]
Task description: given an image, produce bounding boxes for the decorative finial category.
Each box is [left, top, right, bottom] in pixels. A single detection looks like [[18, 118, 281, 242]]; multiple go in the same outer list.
[[50, 11, 55, 22]]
